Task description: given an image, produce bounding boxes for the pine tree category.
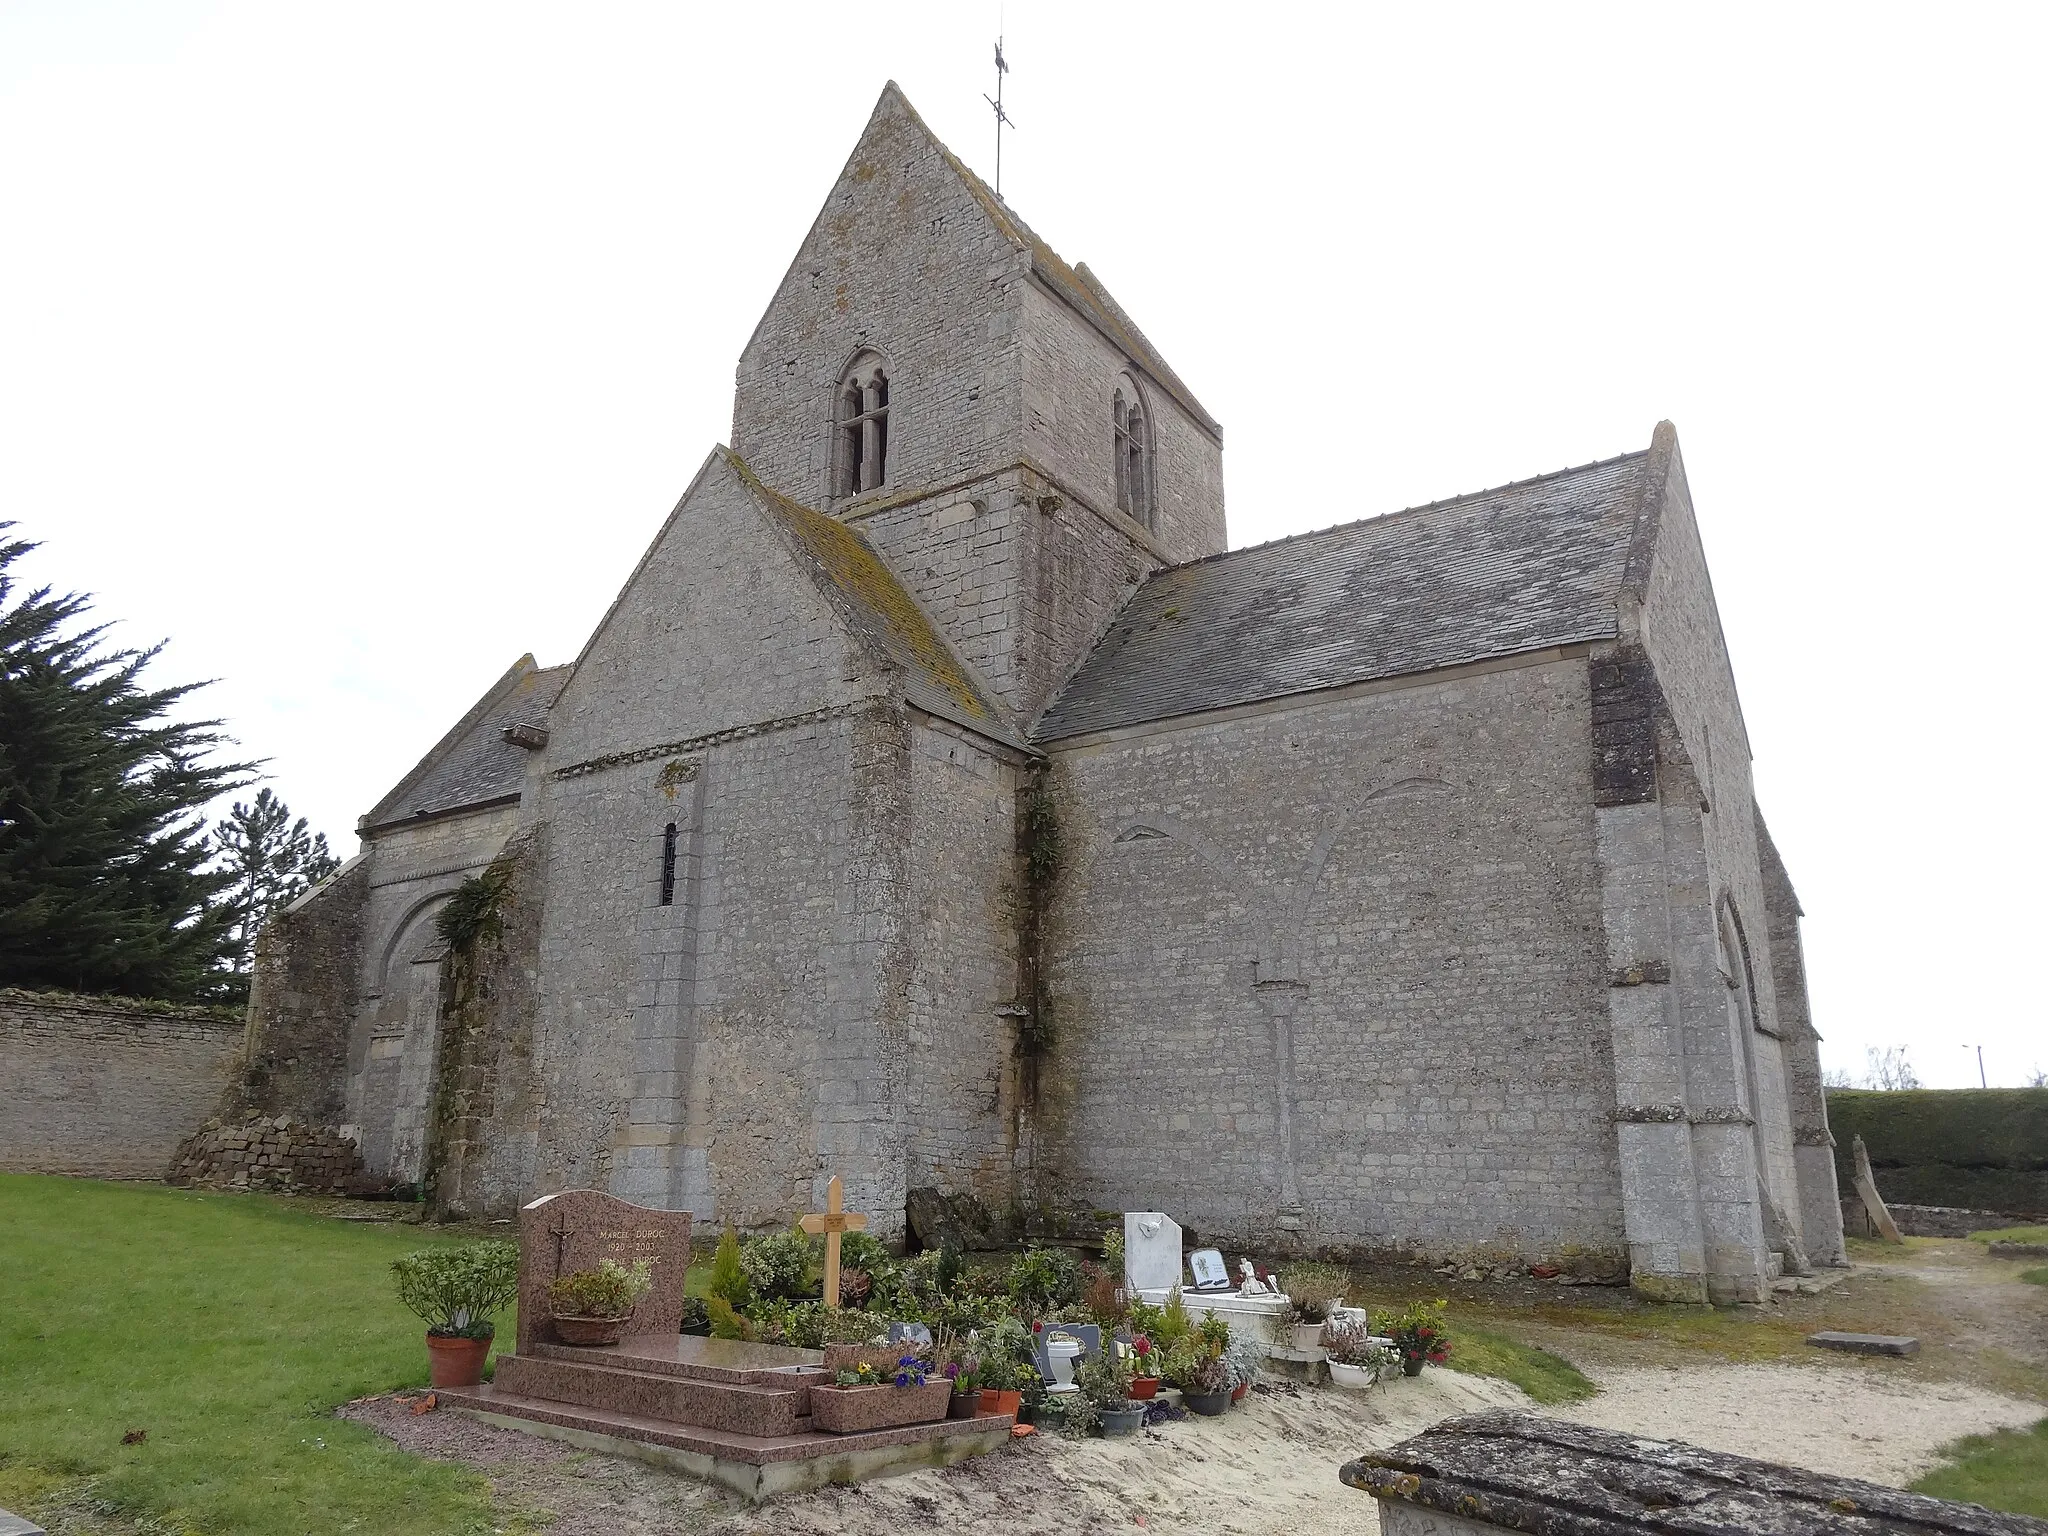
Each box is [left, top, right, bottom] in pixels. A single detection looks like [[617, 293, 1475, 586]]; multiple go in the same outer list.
[[0, 524, 254, 1000], [210, 788, 340, 995]]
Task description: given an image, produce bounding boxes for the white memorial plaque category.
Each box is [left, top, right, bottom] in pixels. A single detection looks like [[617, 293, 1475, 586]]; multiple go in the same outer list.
[[1187, 1247, 1231, 1290], [1123, 1211, 1183, 1294]]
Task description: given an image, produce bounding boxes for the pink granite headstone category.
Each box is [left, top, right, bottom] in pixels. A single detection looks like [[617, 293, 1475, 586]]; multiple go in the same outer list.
[[515, 1189, 692, 1351]]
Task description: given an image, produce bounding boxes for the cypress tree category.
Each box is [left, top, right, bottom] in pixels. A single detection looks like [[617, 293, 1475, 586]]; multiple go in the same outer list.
[[0, 524, 254, 1000]]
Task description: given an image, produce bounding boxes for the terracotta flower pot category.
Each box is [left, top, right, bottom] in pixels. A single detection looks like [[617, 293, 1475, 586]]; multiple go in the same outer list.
[[553, 1314, 630, 1347], [1129, 1376, 1161, 1401], [426, 1333, 490, 1387], [811, 1379, 953, 1434], [1230, 1382, 1247, 1403], [975, 1388, 1022, 1419]]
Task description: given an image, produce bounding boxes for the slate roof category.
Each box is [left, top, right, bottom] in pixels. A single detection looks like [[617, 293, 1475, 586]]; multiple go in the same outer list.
[[1033, 452, 1649, 742], [363, 658, 567, 831]]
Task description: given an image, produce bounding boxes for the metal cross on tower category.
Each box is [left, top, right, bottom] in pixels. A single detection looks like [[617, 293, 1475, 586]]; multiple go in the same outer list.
[[984, 37, 1015, 197]]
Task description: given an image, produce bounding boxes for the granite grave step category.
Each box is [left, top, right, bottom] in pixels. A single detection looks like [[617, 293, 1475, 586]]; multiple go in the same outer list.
[[524, 1332, 830, 1385], [439, 1382, 1010, 1501], [492, 1351, 824, 1439]]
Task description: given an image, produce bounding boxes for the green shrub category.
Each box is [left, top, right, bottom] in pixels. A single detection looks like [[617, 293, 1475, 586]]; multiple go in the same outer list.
[[389, 1240, 518, 1338], [1006, 1245, 1083, 1316], [706, 1226, 750, 1310], [547, 1258, 651, 1319], [1828, 1089, 2048, 1214], [740, 1227, 816, 1302]]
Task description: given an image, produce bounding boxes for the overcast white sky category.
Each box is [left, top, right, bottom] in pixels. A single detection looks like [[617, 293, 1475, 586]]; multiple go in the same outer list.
[[3, 3, 2043, 1086]]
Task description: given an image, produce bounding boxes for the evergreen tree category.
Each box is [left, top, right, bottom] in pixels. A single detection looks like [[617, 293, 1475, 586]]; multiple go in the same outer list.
[[210, 787, 339, 995], [0, 524, 253, 1000]]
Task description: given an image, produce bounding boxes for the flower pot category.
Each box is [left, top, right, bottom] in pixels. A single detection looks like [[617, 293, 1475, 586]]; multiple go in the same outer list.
[[810, 1380, 953, 1434], [1018, 1400, 1042, 1426], [1402, 1355, 1425, 1377], [975, 1389, 1022, 1419], [1291, 1321, 1327, 1352], [1128, 1376, 1161, 1401], [552, 1314, 630, 1347], [948, 1390, 981, 1419], [425, 1333, 490, 1388], [1230, 1382, 1247, 1403], [1184, 1390, 1231, 1417], [1100, 1404, 1146, 1437], [1328, 1360, 1378, 1390]]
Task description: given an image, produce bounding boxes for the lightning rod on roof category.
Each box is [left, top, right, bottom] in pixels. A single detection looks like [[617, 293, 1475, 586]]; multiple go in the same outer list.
[[984, 35, 1015, 197]]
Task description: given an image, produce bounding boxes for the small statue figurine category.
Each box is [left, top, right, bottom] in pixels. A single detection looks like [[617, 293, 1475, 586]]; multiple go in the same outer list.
[[1237, 1259, 1271, 1295]]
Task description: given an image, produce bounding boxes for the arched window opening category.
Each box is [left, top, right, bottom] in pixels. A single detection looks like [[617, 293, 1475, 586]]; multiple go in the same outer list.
[[1113, 379, 1151, 528], [835, 355, 891, 498]]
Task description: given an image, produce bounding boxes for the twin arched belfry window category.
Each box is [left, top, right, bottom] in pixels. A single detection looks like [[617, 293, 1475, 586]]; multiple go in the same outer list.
[[835, 354, 890, 498]]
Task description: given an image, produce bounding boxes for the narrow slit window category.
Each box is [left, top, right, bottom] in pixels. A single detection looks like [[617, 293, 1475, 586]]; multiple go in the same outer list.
[[1113, 379, 1151, 528], [660, 823, 678, 906]]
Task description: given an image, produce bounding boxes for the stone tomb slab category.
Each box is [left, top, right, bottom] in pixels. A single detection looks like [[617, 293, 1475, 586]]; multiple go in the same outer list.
[[1806, 1331, 1920, 1357], [1343, 1409, 2041, 1534], [517, 1189, 692, 1352]]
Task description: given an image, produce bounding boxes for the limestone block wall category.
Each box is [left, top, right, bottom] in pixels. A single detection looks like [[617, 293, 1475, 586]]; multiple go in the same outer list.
[[904, 718, 1026, 1210], [1018, 278, 1225, 567], [241, 854, 369, 1127], [0, 990, 240, 1179], [1041, 656, 1625, 1264], [1628, 433, 1803, 1262], [732, 88, 1026, 513]]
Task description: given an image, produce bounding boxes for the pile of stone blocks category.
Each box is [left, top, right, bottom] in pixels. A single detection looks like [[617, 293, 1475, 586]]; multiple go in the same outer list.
[[165, 1111, 367, 1195]]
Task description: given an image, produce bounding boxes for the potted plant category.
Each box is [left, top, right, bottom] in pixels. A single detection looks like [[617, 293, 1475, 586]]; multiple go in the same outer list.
[[1076, 1349, 1145, 1438], [548, 1257, 653, 1346], [1126, 1333, 1161, 1399], [1221, 1333, 1264, 1403], [1176, 1350, 1233, 1416], [391, 1241, 519, 1388], [1282, 1262, 1349, 1352], [811, 1354, 953, 1434], [974, 1351, 1024, 1419], [1016, 1361, 1049, 1425], [1323, 1315, 1401, 1389], [945, 1355, 983, 1418], [1373, 1298, 1452, 1376]]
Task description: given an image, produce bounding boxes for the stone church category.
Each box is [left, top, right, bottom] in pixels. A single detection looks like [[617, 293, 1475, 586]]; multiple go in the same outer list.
[[244, 83, 1844, 1304]]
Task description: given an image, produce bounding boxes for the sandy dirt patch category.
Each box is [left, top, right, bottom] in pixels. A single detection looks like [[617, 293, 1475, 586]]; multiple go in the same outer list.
[[1554, 1360, 2043, 1486], [345, 1356, 2042, 1535]]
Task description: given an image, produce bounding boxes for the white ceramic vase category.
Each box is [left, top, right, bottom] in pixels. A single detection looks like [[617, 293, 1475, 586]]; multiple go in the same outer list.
[[1327, 1360, 1377, 1390]]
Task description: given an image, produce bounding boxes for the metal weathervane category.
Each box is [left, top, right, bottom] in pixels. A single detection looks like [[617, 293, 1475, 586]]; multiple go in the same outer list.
[[984, 36, 1015, 196]]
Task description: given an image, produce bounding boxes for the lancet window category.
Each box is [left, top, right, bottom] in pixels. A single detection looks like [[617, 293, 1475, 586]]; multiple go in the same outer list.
[[1113, 380, 1151, 528]]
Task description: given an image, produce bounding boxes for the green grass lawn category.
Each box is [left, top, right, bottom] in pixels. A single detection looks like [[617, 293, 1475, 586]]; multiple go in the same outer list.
[[1913, 1419, 2048, 1518], [1444, 1325, 1596, 1405], [0, 1174, 510, 1536], [1971, 1226, 2048, 1245]]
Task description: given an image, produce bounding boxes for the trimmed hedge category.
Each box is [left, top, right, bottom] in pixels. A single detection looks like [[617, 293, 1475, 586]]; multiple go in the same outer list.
[[1828, 1089, 2048, 1216]]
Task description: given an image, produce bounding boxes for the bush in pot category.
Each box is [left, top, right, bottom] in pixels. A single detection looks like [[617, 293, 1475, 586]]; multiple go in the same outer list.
[[1372, 1297, 1451, 1376], [1323, 1315, 1401, 1388], [1076, 1347, 1146, 1436], [548, 1257, 653, 1346], [391, 1240, 519, 1387], [1282, 1261, 1349, 1351]]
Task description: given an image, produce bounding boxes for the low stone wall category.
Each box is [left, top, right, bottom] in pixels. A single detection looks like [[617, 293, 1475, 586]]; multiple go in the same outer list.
[[0, 989, 240, 1180], [1843, 1199, 2034, 1240], [167, 1111, 368, 1195]]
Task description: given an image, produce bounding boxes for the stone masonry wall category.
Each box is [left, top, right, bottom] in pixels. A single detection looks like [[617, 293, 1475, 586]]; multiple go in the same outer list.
[[240, 854, 369, 1126], [1018, 278, 1225, 567], [167, 1110, 365, 1194], [905, 717, 1026, 1211], [0, 990, 240, 1179], [1042, 656, 1626, 1265]]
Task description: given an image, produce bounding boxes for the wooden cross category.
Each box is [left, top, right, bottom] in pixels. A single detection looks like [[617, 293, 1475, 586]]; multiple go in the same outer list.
[[798, 1174, 868, 1308]]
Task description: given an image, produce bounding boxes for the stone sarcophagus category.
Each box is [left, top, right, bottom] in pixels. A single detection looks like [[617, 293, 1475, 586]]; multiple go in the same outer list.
[[1341, 1411, 2047, 1535], [515, 1189, 692, 1352]]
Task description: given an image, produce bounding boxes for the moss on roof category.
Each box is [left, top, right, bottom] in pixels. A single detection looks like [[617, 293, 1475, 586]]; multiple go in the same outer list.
[[723, 452, 1001, 731]]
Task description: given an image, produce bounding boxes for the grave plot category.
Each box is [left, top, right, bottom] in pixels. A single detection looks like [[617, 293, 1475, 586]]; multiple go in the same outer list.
[[437, 1183, 1010, 1499]]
